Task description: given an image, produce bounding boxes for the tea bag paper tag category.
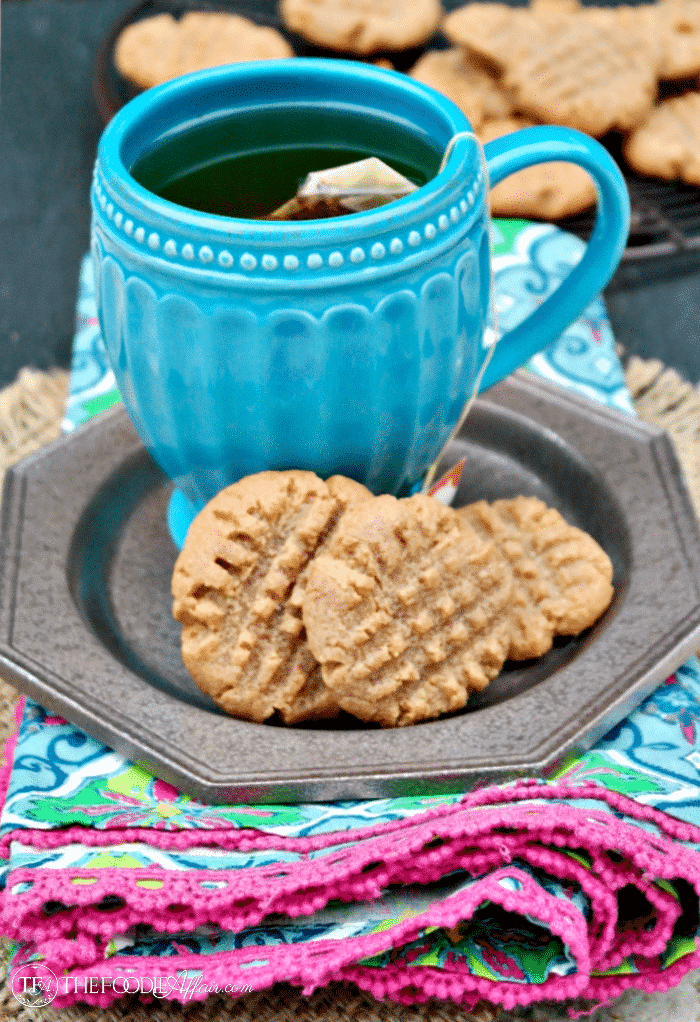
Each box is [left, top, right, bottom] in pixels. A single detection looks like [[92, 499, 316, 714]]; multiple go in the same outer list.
[[299, 156, 418, 211], [267, 157, 417, 219]]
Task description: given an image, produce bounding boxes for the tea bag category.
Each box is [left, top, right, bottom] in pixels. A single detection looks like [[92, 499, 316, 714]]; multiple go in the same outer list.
[[267, 156, 418, 220]]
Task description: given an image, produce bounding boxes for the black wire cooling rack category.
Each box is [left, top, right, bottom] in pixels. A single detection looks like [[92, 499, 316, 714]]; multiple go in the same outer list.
[[561, 163, 700, 261]]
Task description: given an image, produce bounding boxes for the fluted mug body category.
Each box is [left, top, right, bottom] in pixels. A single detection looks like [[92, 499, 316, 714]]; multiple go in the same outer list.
[[91, 59, 629, 508]]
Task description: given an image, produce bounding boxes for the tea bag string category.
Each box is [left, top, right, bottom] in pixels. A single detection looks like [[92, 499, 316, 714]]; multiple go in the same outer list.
[[422, 131, 500, 494]]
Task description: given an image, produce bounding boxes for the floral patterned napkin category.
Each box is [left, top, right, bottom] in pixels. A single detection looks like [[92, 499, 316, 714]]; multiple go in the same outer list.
[[2, 222, 699, 1014]]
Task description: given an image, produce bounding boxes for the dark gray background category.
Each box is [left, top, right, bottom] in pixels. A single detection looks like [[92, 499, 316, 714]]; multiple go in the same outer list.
[[2, 0, 700, 389], [2, 0, 135, 384]]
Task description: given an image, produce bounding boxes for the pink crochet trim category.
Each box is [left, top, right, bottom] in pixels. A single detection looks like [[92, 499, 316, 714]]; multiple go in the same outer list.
[[346, 946, 700, 1014], [4, 767, 700, 1012], [3, 786, 700, 1011], [6, 797, 698, 941], [579, 946, 700, 1004], [17, 866, 593, 1011]]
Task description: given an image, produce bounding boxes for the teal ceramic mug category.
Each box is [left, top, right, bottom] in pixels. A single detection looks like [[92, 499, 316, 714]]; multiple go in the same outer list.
[[91, 58, 629, 530]]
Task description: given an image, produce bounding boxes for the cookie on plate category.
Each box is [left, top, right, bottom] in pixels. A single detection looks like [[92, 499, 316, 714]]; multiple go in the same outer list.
[[458, 497, 614, 660], [171, 471, 369, 724], [301, 493, 513, 726], [114, 11, 294, 90], [477, 117, 596, 220], [282, 473, 375, 723], [279, 0, 443, 54], [409, 47, 512, 128], [624, 91, 700, 185]]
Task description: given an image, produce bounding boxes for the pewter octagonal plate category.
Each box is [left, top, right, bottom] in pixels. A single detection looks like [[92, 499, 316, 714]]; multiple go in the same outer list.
[[2, 371, 700, 804]]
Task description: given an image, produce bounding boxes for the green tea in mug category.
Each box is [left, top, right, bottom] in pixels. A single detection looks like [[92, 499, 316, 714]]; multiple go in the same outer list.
[[130, 105, 441, 218]]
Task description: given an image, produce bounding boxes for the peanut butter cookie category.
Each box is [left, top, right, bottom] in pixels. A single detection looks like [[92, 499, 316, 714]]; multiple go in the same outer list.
[[634, 0, 700, 80], [409, 47, 512, 128], [624, 91, 700, 185], [442, 2, 538, 71], [301, 494, 513, 726], [115, 11, 293, 90], [458, 497, 614, 660], [279, 0, 443, 54], [443, 1, 659, 136], [477, 117, 596, 220], [172, 471, 369, 724], [501, 7, 659, 135]]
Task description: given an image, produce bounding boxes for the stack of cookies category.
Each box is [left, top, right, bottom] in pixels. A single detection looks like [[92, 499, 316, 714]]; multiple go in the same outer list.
[[410, 0, 700, 215], [171, 470, 614, 727]]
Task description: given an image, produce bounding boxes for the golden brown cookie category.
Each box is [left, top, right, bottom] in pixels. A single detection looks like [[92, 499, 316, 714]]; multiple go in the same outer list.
[[113, 13, 182, 90], [443, 2, 659, 136], [171, 471, 370, 724], [282, 474, 373, 723], [501, 7, 659, 136], [114, 11, 293, 90], [529, 0, 583, 13], [301, 494, 513, 726], [629, 0, 700, 80], [279, 0, 443, 54], [478, 117, 596, 220], [442, 2, 547, 72], [409, 47, 512, 128], [624, 91, 700, 185], [279, 655, 340, 724], [458, 497, 614, 661], [581, 6, 665, 84]]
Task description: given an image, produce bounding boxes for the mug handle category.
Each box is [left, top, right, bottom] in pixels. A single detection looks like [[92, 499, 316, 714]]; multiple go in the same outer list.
[[478, 125, 630, 393]]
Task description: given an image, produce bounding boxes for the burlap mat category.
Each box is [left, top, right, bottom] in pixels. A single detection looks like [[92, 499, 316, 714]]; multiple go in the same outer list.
[[0, 358, 698, 1022]]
